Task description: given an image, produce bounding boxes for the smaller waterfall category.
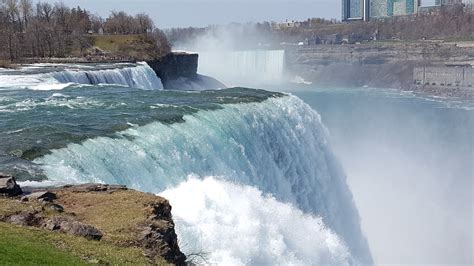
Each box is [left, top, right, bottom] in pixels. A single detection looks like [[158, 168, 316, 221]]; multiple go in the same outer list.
[[198, 50, 286, 86], [52, 63, 163, 90]]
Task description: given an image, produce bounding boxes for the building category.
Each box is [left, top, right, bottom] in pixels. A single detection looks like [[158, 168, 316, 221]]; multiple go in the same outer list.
[[272, 20, 307, 30], [414, 66, 474, 88], [418, 0, 464, 14], [342, 0, 419, 21], [435, 0, 463, 5], [342, 0, 370, 21]]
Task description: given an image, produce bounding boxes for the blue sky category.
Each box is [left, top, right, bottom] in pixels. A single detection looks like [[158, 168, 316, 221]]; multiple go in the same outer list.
[[44, 0, 339, 28]]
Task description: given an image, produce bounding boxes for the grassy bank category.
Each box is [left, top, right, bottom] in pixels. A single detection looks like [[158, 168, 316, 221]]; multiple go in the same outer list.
[[0, 222, 152, 265], [90, 34, 164, 60], [0, 185, 182, 265]]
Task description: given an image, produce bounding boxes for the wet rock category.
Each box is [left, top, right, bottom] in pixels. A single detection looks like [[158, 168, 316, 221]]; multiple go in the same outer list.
[[0, 174, 22, 197]]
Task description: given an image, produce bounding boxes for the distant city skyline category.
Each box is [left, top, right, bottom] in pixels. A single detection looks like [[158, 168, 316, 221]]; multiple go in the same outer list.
[[43, 0, 339, 28]]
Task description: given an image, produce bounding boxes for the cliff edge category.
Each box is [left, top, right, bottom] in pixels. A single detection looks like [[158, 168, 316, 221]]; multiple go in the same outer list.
[[147, 52, 226, 90], [0, 174, 186, 265]]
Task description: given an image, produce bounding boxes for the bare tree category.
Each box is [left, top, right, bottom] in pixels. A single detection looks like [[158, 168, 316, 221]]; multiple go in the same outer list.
[[135, 13, 154, 34], [0, 1, 171, 62]]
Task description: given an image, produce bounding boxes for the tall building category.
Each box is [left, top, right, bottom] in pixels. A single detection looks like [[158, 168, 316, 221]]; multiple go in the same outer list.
[[342, 0, 419, 21], [342, 0, 370, 21]]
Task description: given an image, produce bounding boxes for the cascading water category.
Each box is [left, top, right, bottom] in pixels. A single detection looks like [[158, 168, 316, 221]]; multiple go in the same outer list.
[[34, 95, 373, 264], [51, 63, 163, 90], [161, 177, 351, 265], [0, 62, 163, 90], [198, 50, 285, 86]]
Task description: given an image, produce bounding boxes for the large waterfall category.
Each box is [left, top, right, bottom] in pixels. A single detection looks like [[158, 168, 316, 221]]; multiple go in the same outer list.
[[34, 95, 373, 265], [198, 50, 286, 86]]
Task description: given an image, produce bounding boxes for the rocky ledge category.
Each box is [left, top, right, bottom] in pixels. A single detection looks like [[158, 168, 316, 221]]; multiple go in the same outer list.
[[0, 174, 186, 265]]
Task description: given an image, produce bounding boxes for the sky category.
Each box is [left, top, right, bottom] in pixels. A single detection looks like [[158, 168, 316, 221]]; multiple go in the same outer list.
[[44, 0, 339, 28]]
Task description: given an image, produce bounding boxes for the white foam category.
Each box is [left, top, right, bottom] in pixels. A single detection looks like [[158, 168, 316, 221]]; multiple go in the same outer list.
[[161, 177, 350, 265], [0, 62, 163, 91], [18, 180, 68, 188], [30, 83, 73, 91]]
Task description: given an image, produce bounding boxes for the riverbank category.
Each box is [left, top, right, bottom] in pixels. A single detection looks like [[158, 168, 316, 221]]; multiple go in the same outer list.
[[0, 174, 186, 265], [285, 41, 474, 100]]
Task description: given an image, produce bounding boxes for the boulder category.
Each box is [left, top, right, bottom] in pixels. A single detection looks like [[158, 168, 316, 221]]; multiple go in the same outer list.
[[60, 220, 103, 241], [0, 173, 22, 197], [43, 217, 103, 241], [7, 211, 43, 226], [23, 191, 57, 202], [46, 203, 64, 213]]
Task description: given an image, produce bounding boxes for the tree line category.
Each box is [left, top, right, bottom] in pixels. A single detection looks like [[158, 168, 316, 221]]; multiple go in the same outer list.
[[166, 5, 473, 48], [0, 0, 170, 62]]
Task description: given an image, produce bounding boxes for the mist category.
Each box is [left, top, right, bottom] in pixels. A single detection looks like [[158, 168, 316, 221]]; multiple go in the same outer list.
[[291, 89, 473, 264], [172, 25, 290, 87], [170, 20, 473, 265]]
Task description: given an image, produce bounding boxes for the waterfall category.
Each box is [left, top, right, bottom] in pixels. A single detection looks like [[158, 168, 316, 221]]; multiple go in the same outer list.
[[0, 63, 163, 91], [34, 95, 373, 264], [52, 63, 163, 90], [198, 50, 286, 86]]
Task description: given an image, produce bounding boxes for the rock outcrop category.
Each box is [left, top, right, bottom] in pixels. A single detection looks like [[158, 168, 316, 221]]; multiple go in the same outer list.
[[146, 52, 226, 90], [0, 182, 186, 265], [44, 217, 104, 241], [0, 173, 22, 197], [141, 200, 186, 265], [147, 52, 198, 83], [22, 191, 57, 202]]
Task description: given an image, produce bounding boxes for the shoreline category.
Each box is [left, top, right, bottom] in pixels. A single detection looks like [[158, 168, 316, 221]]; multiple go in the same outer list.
[[406, 85, 474, 101]]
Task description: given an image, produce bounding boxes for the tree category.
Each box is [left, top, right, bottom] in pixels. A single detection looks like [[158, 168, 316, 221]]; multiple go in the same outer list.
[[135, 13, 154, 34], [0, 1, 171, 61]]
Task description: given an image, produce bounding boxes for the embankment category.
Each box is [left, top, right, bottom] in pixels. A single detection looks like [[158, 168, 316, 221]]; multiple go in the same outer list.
[[285, 42, 474, 98]]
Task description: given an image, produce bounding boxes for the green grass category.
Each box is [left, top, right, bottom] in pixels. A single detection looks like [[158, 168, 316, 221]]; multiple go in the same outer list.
[[0, 223, 87, 265], [0, 189, 172, 265], [0, 222, 154, 265], [92, 34, 142, 53]]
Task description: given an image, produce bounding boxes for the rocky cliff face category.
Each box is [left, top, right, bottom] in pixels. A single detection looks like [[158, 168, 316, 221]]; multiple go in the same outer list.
[[285, 42, 474, 90], [147, 52, 226, 90], [147, 52, 198, 83]]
